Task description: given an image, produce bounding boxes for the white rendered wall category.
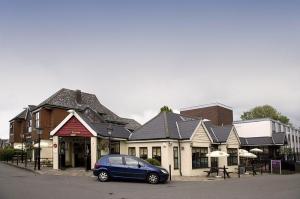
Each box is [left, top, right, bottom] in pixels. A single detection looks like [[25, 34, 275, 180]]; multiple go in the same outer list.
[[52, 136, 59, 169], [234, 120, 272, 137]]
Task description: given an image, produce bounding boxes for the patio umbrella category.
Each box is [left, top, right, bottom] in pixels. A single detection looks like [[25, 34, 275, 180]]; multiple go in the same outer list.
[[238, 149, 249, 155], [33, 141, 52, 148], [250, 148, 263, 153], [239, 152, 257, 158], [206, 151, 229, 157]]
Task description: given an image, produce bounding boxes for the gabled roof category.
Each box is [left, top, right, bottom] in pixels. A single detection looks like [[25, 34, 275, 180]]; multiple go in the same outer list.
[[203, 121, 233, 143], [9, 109, 27, 122], [51, 110, 131, 139], [78, 112, 131, 139], [35, 88, 116, 115], [129, 112, 196, 140], [33, 88, 140, 131]]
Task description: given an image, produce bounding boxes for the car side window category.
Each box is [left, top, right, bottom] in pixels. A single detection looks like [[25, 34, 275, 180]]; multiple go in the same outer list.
[[108, 157, 123, 166], [125, 157, 139, 167]]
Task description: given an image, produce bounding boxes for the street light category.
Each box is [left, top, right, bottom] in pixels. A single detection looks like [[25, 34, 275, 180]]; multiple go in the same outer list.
[[107, 124, 113, 154], [35, 127, 43, 170], [21, 134, 24, 163]]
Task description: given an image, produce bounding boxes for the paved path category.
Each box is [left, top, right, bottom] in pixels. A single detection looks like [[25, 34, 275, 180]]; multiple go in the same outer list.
[[0, 162, 299, 199]]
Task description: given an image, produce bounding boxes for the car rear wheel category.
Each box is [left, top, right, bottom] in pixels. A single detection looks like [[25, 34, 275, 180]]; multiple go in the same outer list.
[[147, 173, 159, 184], [98, 171, 109, 182]]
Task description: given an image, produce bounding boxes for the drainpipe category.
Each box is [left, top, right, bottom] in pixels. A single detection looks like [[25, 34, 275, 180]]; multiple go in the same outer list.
[[178, 139, 182, 176]]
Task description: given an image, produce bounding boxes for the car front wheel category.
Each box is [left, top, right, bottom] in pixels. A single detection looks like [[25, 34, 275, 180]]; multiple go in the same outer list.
[[98, 171, 109, 182], [147, 173, 159, 184]]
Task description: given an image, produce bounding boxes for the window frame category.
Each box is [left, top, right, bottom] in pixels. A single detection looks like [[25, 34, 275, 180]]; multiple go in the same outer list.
[[35, 112, 40, 128], [227, 148, 238, 166], [139, 147, 148, 160], [152, 147, 161, 164], [192, 147, 208, 169], [173, 146, 179, 170], [128, 147, 136, 156]]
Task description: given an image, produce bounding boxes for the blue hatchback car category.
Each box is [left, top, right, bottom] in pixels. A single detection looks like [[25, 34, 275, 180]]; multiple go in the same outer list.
[[93, 154, 169, 184]]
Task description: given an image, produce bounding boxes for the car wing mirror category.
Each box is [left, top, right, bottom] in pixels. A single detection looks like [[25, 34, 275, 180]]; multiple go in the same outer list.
[[138, 163, 142, 168]]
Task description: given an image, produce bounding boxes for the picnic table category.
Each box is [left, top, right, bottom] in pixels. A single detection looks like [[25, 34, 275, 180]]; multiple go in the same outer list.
[[204, 166, 232, 179]]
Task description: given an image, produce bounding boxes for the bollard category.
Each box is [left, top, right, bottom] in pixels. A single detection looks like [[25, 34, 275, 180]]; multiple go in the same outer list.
[[238, 165, 240, 178], [17, 155, 19, 166], [34, 157, 37, 170], [169, 165, 172, 181], [25, 153, 27, 168], [223, 165, 226, 179]]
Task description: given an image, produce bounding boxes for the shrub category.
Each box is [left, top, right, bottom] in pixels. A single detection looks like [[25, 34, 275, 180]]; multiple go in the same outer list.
[[0, 147, 15, 161], [145, 158, 161, 166]]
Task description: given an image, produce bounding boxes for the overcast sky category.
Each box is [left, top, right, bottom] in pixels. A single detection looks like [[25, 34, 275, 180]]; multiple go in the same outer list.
[[0, 0, 299, 139]]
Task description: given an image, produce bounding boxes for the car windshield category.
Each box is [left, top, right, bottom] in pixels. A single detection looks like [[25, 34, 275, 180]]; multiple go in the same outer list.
[[136, 158, 151, 166]]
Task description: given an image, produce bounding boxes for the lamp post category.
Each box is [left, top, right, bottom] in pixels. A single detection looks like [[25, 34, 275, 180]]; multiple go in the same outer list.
[[107, 124, 112, 154], [36, 127, 43, 170], [21, 134, 24, 163]]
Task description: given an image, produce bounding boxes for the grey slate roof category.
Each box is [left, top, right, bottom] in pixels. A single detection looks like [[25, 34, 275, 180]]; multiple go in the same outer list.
[[119, 118, 141, 132], [129, 112, 197, 140], [34, 88, 140, 131], [9, 109, 27, 122], [240, 133, 286, 146], [203, 121, 233, 143], [78, 112, 131, 139], [177, 119, 201, 139]]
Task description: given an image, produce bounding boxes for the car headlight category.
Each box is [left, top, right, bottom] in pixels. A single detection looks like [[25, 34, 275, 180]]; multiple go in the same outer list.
[[161, 169, 168, 174]]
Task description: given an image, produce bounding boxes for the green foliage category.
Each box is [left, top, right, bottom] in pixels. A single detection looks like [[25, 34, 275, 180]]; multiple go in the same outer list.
[[241, 105, 290, 124], [146, 158, 161, 166], [0, 147, 15, 161], [160, 106, 173, 113], [280, 148, 292, 155]]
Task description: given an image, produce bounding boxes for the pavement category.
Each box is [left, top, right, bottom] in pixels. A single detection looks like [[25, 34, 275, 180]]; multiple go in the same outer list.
[[1, 161, 93, 177], [2, 160, 259, 180], [1, 162, 300, 199]]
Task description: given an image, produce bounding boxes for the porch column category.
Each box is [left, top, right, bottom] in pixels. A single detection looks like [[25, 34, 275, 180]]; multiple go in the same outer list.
[[91, 137, 98, 169], [53, 136, 59, 169]]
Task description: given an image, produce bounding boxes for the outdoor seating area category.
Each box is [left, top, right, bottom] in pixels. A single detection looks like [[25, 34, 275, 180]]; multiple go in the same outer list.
[[204, 166, 232, 179]]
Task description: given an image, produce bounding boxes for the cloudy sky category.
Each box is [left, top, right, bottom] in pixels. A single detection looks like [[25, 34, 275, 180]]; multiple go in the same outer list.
[[0, 0, 299, 138]]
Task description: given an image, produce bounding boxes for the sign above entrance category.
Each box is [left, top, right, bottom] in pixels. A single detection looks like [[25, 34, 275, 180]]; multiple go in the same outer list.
[[70, 131, 81, 136]]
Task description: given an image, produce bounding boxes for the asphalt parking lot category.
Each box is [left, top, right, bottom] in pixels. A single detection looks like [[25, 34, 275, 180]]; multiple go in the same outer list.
[[0, 162, 299, 199]]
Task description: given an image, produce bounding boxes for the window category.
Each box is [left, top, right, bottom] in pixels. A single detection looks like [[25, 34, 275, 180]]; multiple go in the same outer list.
[[139, 147, 148, 160], [125, 157, 139, 167], [192, 147, 208, 169], [152, 147, 161, 164], [28, 120, 32, 133], [108, 156, 123, 166], [173, 147, 179, 169], [110, 141, 120, 154], [35, 112, 40, 128], [227, 148, 238, 166], [128, 147, 136, 156]]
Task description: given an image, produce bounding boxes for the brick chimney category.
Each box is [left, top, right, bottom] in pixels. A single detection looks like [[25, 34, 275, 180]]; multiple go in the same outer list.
[[75, 90, 82, 104]]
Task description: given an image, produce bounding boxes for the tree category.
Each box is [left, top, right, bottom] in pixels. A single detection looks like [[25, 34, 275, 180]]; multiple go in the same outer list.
[[240, 105, 290, 124], [160, 106, 173, 113]]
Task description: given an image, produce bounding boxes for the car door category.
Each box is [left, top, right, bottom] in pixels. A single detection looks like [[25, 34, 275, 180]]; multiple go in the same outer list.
[[124, 156, 147, 180], [107, 156, 127, 178]]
